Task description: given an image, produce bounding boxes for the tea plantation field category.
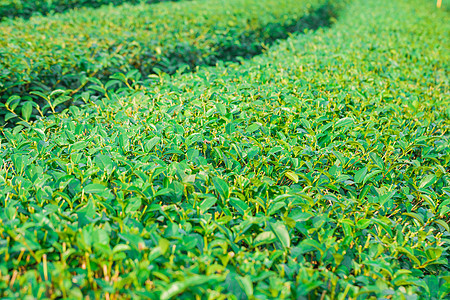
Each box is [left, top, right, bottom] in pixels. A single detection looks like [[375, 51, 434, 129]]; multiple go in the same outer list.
[[0, 0, 449, 299], [0, 0, 334, 115]]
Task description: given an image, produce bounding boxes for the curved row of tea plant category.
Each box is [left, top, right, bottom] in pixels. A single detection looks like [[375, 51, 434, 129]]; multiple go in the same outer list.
[[0, 0, 182, 21], [0, 0, 336, 123], [0, 0, 449, 298]]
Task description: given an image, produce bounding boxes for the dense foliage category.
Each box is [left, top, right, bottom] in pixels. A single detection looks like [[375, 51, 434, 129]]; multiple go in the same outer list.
[[0, 0, 449, 299], [0, 0, 181, 21], [0, 0, 334, 123]]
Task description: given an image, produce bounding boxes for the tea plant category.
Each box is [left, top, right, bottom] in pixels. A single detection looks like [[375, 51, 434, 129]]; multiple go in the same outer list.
[[0, 0, 449, 298]]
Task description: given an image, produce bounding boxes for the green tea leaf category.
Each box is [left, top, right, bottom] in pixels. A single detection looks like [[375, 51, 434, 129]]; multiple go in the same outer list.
[[285, 171, 299, 183], [419, 174, 436, 189], [215, 102, 227, 115], [369, 153, 385, 170], [254, 231, 276, 246], [84, 183, 108, 194], [354, 167, 368, 184], [236, 276, 253, 298], [21, 101, 33, 122], [212, 177, 230, 200], [270, 222, 290, 248], [356, 219, 371, 229], [433, 220, 449, 232], [335, 117, 354, 129], [200, 197, 217, 213], [229, 198, 248, 215]]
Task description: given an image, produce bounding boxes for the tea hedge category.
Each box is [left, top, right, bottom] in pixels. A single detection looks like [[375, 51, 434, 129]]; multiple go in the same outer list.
[[1, 0, 449, 298], [0, 0, 182, 21], [0, 0, 335, 122]]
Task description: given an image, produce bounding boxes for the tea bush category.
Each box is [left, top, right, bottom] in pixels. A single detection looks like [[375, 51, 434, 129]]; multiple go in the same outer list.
[[0, 0, 449, 298], [0, 0, 335, 122], [0, 0, 182, 21]]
